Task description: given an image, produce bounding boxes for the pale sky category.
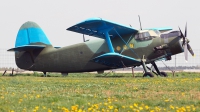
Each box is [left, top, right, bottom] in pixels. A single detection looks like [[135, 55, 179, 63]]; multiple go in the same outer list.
[[0, 0, 199, 67]]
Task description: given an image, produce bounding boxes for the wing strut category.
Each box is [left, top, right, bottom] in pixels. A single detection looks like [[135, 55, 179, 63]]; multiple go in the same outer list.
[[104, 31, 114, 53], [113, 28, 139, 58]]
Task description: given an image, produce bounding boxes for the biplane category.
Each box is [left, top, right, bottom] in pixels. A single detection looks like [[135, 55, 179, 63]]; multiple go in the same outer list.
[[8, 17, 194, 77]]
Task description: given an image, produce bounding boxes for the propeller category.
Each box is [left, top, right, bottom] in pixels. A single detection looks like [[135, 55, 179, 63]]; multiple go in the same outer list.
[[178, 23, 194, 61]]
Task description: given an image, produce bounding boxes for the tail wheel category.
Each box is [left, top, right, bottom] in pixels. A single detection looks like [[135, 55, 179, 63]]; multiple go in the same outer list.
[[143, 72, 154, 77], [160, 72, 168, 77]]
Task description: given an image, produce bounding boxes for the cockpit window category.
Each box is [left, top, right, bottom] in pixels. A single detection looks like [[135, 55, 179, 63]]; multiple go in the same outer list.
[[143, 32, 150, 37], [135, 32, 152, 41]]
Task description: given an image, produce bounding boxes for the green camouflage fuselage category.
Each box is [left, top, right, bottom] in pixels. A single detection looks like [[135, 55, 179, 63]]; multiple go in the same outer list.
[[15, 33, 183, 73]]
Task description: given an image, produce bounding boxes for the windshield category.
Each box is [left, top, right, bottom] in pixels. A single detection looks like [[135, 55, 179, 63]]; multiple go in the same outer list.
[[153, 30, 160, 35], [135, 32, 150, 39], [135, 31, 155, 41]]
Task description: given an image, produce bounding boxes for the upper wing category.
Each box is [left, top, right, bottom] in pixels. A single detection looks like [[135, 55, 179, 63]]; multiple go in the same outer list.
[[67, 18, 138, 39]]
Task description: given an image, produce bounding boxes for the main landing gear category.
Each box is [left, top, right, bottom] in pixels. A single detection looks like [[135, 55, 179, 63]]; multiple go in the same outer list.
[[141, 56, 167, 77], [43, 72, 47, 77]]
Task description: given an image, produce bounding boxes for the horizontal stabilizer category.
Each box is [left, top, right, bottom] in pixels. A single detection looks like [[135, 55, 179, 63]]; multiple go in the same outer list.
[[67, 18, 138, 39], [7, 45, 46, 52], [146, 27, 172, 33], [92, 53, 140, 68]]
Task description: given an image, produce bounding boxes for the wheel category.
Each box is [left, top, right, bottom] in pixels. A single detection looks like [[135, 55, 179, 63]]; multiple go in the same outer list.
[[143, 72, 154, 77], [61, 72, 68, 77], [160, 72, 168, 77]]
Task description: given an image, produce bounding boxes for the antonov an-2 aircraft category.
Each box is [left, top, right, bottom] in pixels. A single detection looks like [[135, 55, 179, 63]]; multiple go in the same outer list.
[[8, 17, 194, 77]]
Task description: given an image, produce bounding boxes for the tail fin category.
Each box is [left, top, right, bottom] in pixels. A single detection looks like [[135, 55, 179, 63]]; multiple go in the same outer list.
[[8, 21, 51, 69], [8, 21, 51, 51]]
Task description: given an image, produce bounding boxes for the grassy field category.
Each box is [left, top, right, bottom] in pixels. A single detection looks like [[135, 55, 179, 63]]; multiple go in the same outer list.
[[0, 72, 200, 112]]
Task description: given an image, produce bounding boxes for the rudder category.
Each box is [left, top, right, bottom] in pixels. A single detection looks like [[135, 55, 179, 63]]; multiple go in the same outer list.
[[15, 21, 51, 47]]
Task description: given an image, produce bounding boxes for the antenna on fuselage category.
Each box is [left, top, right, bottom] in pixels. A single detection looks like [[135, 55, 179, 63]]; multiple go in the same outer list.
[[138, 15, 142, 30], [83, 34, 85, 42]]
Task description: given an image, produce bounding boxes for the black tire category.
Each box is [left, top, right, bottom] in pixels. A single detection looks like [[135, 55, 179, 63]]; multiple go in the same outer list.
[[143, 72, 154, 77], [160, 72, 168, 77]]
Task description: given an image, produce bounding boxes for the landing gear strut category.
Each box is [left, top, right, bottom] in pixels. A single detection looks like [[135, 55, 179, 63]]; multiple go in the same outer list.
[[141, 55, 167, 77], [151, 61, 168, 77], [141, 55, 154, 77], [43, 72, 47, 77]]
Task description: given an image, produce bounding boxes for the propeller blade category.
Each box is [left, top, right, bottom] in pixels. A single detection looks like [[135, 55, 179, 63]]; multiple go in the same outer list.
[[187, 44, 194, 56], [178, 26, 185, 38], [185, 23, 187, 37], [178, 26, 186, 46], [184, 44, 188, 61]]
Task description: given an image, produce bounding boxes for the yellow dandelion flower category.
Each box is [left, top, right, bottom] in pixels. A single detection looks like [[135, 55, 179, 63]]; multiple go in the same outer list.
[[130, 105, 133, 108], [139, 107, 143, 110], [145, 105, 149, 110], [114, 109, 118, 112], [134, 103, 138, 108], [78, 109, 83, 112], [71, 106, 78, 111], [48, 109, 52, 112], [164, 99, 169, 102], [122, 106, 126, 109], [155, 106, 161, 111], [181, 107, 186, 111], [108, 106, 113, 110], [88, 108, 92, 111], [150, 110, 154, 112], [35, 106, 39, 110], [19, 99, 23, 103], [23, 94, 27, 98], [42, 106, 46, 109], [186, 106, 190, 109], [94, 104, 99, 109], [22, 108, 26, 112], [170, 105, 175, 110], [36, 95, 40, 98]]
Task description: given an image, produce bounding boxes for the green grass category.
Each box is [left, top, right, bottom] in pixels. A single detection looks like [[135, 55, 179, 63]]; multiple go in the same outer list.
[[0, 72, 200, 112]]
